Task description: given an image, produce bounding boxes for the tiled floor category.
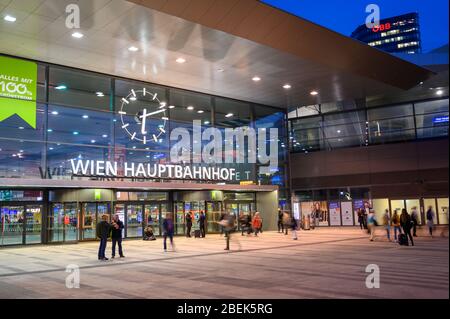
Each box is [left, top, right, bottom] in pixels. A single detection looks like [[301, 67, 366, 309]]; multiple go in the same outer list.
[[0, 227, 448, 299]]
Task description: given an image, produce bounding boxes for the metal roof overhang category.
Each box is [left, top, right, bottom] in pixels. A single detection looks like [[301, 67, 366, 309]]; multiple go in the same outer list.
[[129, 0, 435, 104], [0, 178, 278, 192]]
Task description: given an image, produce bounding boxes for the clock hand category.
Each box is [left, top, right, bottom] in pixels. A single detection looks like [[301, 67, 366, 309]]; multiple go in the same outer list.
[[139, 108, 166, 135]]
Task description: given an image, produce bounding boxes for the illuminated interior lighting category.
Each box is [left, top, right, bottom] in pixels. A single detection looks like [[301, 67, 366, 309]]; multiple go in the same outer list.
[[252, 76, 261, 82], [176, 57, 186, 64], [187, 106, 194, 111], [4, 15, 16, 22], [283, 84, 292, 89], [310, 90, 319, 96], [128, 46, 139, 52], [225, 113, 234, 118]]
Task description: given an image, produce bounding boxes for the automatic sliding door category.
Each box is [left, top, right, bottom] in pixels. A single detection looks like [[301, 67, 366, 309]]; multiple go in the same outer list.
[[145, 204, 161, 236], [127, 204, 143, 238], [0, 206, 24, 245], [25, 205, 42, 244], [82, 203, 97, 240], [49, 204, 64, 243], [175, 202, 185, 235], [64, 203, 78, 242]]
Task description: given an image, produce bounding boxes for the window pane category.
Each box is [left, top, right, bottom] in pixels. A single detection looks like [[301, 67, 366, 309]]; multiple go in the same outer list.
[[49, 67, 111, 111], [215, 98, 250, 128]]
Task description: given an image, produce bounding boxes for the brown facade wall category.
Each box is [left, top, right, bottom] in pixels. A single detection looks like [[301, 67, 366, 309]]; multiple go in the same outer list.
[[290, 139, 449, 198]]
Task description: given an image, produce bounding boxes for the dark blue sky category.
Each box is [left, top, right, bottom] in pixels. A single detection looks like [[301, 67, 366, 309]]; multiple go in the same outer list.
[[262, 0, 449, 52]]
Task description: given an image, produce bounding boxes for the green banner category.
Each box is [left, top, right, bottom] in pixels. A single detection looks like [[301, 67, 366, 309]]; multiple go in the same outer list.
[[0, 56, 37, 128]]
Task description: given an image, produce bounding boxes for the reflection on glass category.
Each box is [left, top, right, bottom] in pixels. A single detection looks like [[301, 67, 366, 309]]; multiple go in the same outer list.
[[175, 202, 185, 235], [25, 205, 42, 244], [64, 203, 78, 242], [145, 204, 160, 236], [0, 206, 24, 245], [82, 203, 96, 240], [49, 203, 64, 242], [127, 205, 143, 238]]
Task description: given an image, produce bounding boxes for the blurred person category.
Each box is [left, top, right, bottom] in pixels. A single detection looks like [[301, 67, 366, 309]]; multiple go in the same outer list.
[[357, 208, 365, 230], [198, 211, 206, 238], [238, 212, 246, 236], [252, 212, 263, 237], [96, 214, 111, 261], [220, 212, 240, 251], [219, 211, 226, 236], [291, 215, 298, 240], [400, 208, 414, 246], [282, 211, 290, 235], [111, 214, 125, 258], [185, 211, 193, 238], [143, 225, 156, 241], [367, 209, 377, 241], [411, 206, 419, 237], [162, 212, 175, 252], [383, 209, 391, 242], [277, 208, 284, 233], [426, 206, 435, 238], [392, 210, 402, 242]]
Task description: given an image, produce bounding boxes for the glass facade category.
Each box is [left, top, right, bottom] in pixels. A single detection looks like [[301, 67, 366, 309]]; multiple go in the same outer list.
[[0, 56, 288, 192], [288, 98, 449, 153]]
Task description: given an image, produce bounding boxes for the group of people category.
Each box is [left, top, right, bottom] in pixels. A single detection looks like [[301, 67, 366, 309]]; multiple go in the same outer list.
[[96, 214, 125, 260], [185, 211, 206, 238], [236, 212, 263, 236], [364, 205, 437, 246]]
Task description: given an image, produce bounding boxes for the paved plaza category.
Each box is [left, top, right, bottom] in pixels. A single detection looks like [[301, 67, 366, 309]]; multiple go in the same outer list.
[[0, 227, 448, 299]]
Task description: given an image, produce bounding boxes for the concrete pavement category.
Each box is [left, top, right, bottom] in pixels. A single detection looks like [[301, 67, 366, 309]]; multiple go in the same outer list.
[[0, 227, 448, 299]]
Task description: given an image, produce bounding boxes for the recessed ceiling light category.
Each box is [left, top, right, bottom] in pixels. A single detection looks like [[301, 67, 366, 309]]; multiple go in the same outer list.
[[337, 130, 341, 133], [96, 92, 104, 97], [4, 15, 16, 22], [47, 129, 53, 132], [197, 110, 204, 114], [169, 105, 175, 109], [225, 113, 234, 118], [310, 90, 319, 96], [176, 57, 186, 64], [71, 32, 84, 39], [128, 46, 139, 52], [91, 140, 96, 143], [283, 84, 292, 89], [187, 106, 194, 111], [55, 85, 67, 90], [82, 115, 89, 119], [51, 111, 59, 115], [18, 127, 24, 130], [73, 131, 79, 135], [252, 76, 261, 82], [204, 121, 210, 125], [49, 147, 54, 151], [436, 90, 444, 96], [102, 134, 108, 138]]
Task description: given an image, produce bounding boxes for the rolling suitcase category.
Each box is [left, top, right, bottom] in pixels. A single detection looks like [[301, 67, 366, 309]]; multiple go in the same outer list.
[[398, 233, 409, 246]]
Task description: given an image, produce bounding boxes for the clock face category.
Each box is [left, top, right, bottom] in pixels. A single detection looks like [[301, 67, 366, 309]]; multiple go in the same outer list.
[[119, 88, 168, 144]]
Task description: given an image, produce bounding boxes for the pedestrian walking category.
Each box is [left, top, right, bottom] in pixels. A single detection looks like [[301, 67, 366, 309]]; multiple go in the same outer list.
[[291, 216, 298, 240], [400, 208, 414, 246], [277, 209, 284, 233], [162, 212, 175, 252], [252, 212, 263, 236], [357, 208, 365, 230], [96, 214, 111, 261], [392, 210, 402, 242], [411, 206, 419, 237], [238, 212, 246, 236], [367, 209, 377, 241], [383, 209, 391, 241], [198, 211, 206, 238], [282, 211, 290, 235], [220, 212, 240, 251], [219, 211, 226, 236], [111, 214, 125, 258], [185, 211, 193, 237], [426, 206, 435, 238]]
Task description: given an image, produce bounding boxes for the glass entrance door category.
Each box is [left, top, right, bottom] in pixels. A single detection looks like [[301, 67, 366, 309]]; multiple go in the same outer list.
[[82, 203, 97, 240], [48, 203, 78, 243], [126, 204, 143, 238], [175, 202, 185, 235], [145, 204, 161, 236], [206, 202, 222, 233], [0, 205, 24, 245], [25, 205, 42, 244]]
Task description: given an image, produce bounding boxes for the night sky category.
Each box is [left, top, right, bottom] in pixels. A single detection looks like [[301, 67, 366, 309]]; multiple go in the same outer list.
[[262, 0, 449, 52]]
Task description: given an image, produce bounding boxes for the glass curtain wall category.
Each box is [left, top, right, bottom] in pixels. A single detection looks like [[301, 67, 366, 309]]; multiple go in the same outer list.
[[0, 56, 287, 191]]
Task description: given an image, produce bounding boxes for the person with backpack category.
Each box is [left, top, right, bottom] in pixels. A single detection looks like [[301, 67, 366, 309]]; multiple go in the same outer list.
[[400, 208, 414, 246], [383, 209, 391, 242], [162, 212, 175, 252], [426, 206, 435, 238], [96, 214, 111, 261], [392, 210, 402, 242]]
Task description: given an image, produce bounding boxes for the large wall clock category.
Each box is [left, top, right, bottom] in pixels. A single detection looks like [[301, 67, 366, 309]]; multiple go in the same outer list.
[[119, 88, 168, 145]]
